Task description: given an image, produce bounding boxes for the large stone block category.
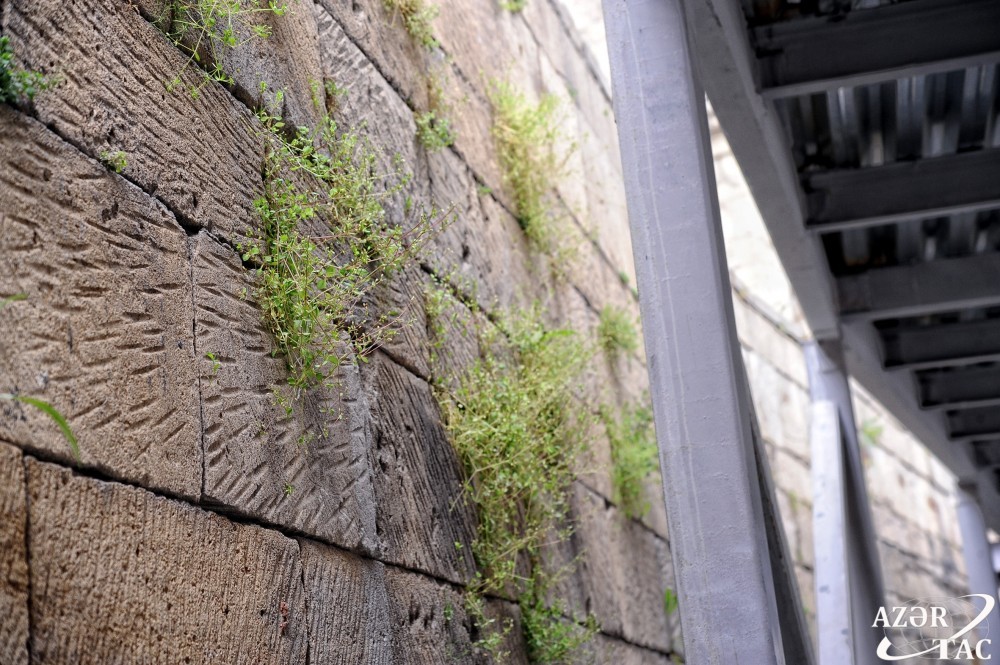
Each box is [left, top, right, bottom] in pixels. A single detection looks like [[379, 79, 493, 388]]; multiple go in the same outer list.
[[25, 458, 308, 664], [314, 0, 430, 110], [192, 231, 379, 553], [586, 634, 676, 665], [544, 483, 676, 654], [0, 108, 201, 499], [383, 565, 528, 664], [7, 0, 265, 243], [299, 539, 394, 664], [314, 4, 429, 219], [363, 353, 478, 584], [425, 147, 548, 314], [0, 442, 28, 665]]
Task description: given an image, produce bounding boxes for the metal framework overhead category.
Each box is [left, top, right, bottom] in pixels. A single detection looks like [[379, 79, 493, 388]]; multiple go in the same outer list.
[[685, 0, 1000, 531], [603, 0, 1000, 662]]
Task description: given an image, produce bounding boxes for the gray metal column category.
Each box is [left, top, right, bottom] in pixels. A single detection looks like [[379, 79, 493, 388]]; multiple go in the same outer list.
[[805, 340, 885, 665], [811, 400, 854, 664], [602, 0, 812, 662], [956, 484, 1000, 659]]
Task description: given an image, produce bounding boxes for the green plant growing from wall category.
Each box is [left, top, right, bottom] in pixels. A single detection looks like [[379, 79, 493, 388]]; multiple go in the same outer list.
[[596, 305, 638, 361], [1, 295, 79, 460], [602, 399, 659, 519], [244, 99, 445, 394], [435, 303, 599, 662], [663, 588, 679, 616], [499, 0, 527, 11], [0, 36, 54, 104], [99, 150, 128, 174], [382, 0, 440, 49], [415, 68, 455, 150], [0, 394, 79, 461], [161, 0, 289, 96], [489, 79, 568, 254], [415, 111, 454, 150]]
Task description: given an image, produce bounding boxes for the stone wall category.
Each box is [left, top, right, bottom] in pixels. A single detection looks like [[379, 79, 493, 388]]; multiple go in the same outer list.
[[0, 0, 676, 662]]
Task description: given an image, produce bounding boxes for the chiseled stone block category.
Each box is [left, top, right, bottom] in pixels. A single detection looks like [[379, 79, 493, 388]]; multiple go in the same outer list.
[[26, 458, 308, 664], [0, 108, 201, 499]]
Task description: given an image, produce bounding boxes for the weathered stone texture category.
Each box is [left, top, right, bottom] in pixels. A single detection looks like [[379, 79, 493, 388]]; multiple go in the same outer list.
[[314, 0, 431, 111], [587, 634, 677, 665], [364, 353, 478, 584], [25, 458, 308, 664], [299, 539, 394, 664], [192, 231, 379, 552], [314, 4, 429, 220], [7, 0, 265, 243], [301, 537, 530, 664], [0, 442, 29, 665], [383, 566, 528, 665], [0, 108, 201, 498], [544, 483, 677, 654]]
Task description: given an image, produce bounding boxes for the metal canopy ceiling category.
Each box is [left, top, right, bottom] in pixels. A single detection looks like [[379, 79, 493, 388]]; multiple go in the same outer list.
[[685, 0, 1000, 527]]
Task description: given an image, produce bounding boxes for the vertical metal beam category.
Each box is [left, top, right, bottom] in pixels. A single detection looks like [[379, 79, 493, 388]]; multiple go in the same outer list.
[[602, 0, 812, 662], [956, 484, 1000, 660], [811, 400, 853, 665], [805, 340, 885, 665]]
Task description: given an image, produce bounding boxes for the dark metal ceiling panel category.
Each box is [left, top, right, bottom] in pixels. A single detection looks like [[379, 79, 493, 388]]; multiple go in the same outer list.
[[753, 0, 1000, 99]]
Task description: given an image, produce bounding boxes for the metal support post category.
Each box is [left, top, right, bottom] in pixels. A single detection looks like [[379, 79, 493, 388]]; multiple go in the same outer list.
[[956, 484, 1000, 660], [602, 0, 814, 662], [805, 340, 885, 665], [811, 400, 853, 664]]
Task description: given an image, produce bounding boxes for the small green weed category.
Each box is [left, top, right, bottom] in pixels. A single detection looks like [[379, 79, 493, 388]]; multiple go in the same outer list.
[[860, 418, 883, 448], [99, 150, 128, 174], [602, 400, 658, 519], [596, 305, 638, 360], [663, 587, 679, 616], [0, 393, 79, 461], [382, 0, 439, 49], [500, 0, 527, 11], [416, 69, 455, 150], [437, 305, 598, 660], [205, 351, 221, 375], [0, 293, 28, 309], [416, 111, 454, 150], [162, 0, 289, 97], [244, 104, 444, 393], [521, 586, 599, 663], [0, 36, 53, 104], [489, 79, 567, 253], [283, 482, 294, 495]]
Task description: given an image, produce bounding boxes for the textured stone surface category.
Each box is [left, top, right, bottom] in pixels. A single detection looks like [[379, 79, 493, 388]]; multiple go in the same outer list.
[[26, 458, 309, 664], [0, 108, 201, 498], [299, 539, 394, 664], [314, 4, 428, 219], [545, 483, 676, 654], [426, 147, 547, 314], [586, 634, 677, 665], [192, 232, 379, 552], [384, 566, 528, 665], [0, 442, 29, 665], [191, 0, 326, 130], [7, 0, 265, 244], [314, 0, 430, 111], [364, 353, 478, 584]]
